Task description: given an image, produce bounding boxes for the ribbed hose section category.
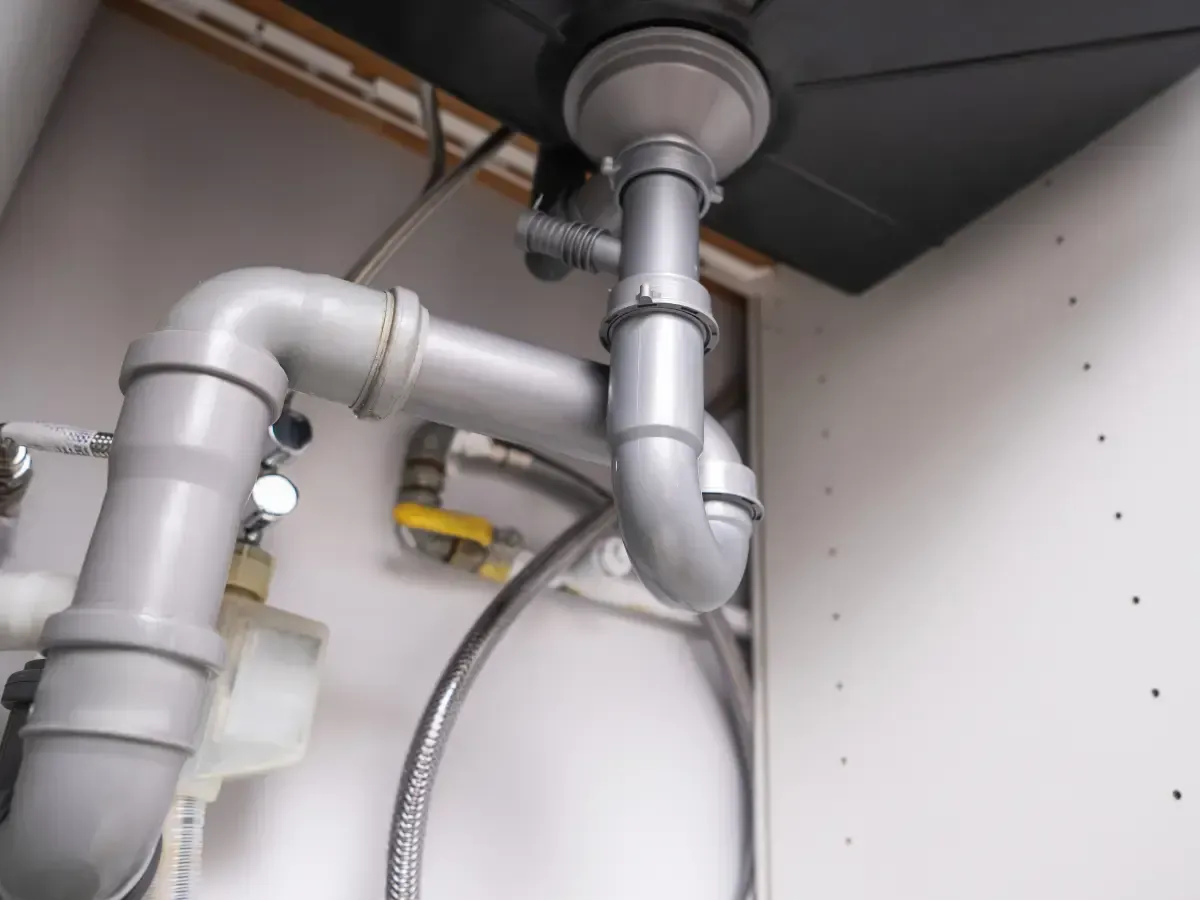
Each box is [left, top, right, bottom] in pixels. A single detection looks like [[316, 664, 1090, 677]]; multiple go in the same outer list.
[[0, 422, 113, 458], [517, 212, 621, 275], [387, 502, 619, 900], [149, 795, 206, 900]]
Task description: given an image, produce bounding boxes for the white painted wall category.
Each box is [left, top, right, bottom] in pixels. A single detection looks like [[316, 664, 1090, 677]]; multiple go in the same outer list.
[[0, 10, 745, 900], [757, 66, 1200, 900], [0, 0, 97, 216]]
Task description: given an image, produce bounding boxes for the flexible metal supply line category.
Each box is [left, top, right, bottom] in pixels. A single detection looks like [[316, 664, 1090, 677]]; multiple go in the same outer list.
[[0, 267, 755, 900], [0, 422, 113, 459], [388, 458, 756, 900], [387, 503, 619, 900], [345, 124, 513, 286]]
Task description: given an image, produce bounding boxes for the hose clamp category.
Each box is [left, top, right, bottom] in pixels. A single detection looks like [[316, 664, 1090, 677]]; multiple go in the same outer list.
[[605, 138, 722, 215], [699, 458, 765, 521], [601, 273, 719, 351]]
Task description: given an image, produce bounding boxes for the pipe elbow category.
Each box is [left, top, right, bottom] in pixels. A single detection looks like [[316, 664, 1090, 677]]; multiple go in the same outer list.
[[152, 267, 427, 418], [0, 736, 175, 900], [606, 309, 761, 613], [612, 422, 756, 613]]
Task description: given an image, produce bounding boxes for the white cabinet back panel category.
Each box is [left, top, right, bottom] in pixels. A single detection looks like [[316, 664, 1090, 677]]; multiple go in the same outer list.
[[756, 69, 1200, 900]]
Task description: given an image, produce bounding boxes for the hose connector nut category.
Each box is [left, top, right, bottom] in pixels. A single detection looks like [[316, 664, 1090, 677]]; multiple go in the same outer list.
[[601, 273, 719, 351]]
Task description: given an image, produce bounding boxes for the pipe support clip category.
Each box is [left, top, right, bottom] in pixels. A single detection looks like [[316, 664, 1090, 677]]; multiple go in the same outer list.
[[601, 273, 719, 352]]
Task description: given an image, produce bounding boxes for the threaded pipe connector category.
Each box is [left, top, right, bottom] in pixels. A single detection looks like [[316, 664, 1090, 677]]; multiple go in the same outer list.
[[516, 212, 622, 276]]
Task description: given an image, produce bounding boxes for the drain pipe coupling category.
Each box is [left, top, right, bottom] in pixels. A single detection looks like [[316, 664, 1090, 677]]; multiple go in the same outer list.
[[601, 273, 718, 352], [352, 287, 428, 420], [699, 457, 765, 522], [604, 138, 723, 214]]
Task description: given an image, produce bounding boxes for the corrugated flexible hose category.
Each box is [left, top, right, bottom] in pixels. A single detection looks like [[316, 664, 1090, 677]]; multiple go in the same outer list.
[[387, 502, 619, 900], [386, 498, 755, 900]]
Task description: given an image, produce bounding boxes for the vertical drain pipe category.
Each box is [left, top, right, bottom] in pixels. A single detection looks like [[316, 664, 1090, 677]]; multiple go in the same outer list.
[[606, 165, 740, 609], [0, 270, 424, 900], [561, 25, 772, 611]]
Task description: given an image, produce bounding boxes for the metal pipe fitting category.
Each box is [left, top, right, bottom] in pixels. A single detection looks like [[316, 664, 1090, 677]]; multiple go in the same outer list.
[[0, 439, 31, 540], [516, 211, 622, 276], [261, 404, 313, 470], [396, 422, 458, 562], [239, 472, 300, 545]]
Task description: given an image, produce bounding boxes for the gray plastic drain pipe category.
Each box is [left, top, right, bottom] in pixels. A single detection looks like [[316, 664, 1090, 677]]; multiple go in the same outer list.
[[0, 264, 756, 900], [604, 170, 763, 612], [0, 269, 422, 900]]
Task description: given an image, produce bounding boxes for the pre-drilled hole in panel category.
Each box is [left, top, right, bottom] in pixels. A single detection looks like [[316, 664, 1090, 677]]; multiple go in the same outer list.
[[1174, 790, 1183, 800], [1132, 596, 1141, 605], [1083, 362, 1092, 371], [1152, 689, 1161, 698], [1115, 512, 1123, 521]]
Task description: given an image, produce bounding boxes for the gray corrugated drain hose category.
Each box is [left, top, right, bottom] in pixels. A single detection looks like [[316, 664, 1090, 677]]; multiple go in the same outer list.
[[387, 502, 618, 900]]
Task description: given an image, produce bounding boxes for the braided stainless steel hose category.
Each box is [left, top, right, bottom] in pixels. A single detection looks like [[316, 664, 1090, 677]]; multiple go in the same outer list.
[[0, 422, 113, 458], [387, 502, 618, 900], [346, 125, 514, 287]]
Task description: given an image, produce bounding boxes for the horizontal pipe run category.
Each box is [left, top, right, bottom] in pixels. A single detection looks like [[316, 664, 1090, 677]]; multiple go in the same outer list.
[[407, 317, 611, 465]]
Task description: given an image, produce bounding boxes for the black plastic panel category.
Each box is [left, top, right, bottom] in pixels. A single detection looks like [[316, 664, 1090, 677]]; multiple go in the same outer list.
[[286, 0, 1200, 293]]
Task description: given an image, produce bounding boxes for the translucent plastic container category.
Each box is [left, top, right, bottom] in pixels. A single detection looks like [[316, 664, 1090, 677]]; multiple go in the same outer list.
[[181, 587, 328, 800]]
